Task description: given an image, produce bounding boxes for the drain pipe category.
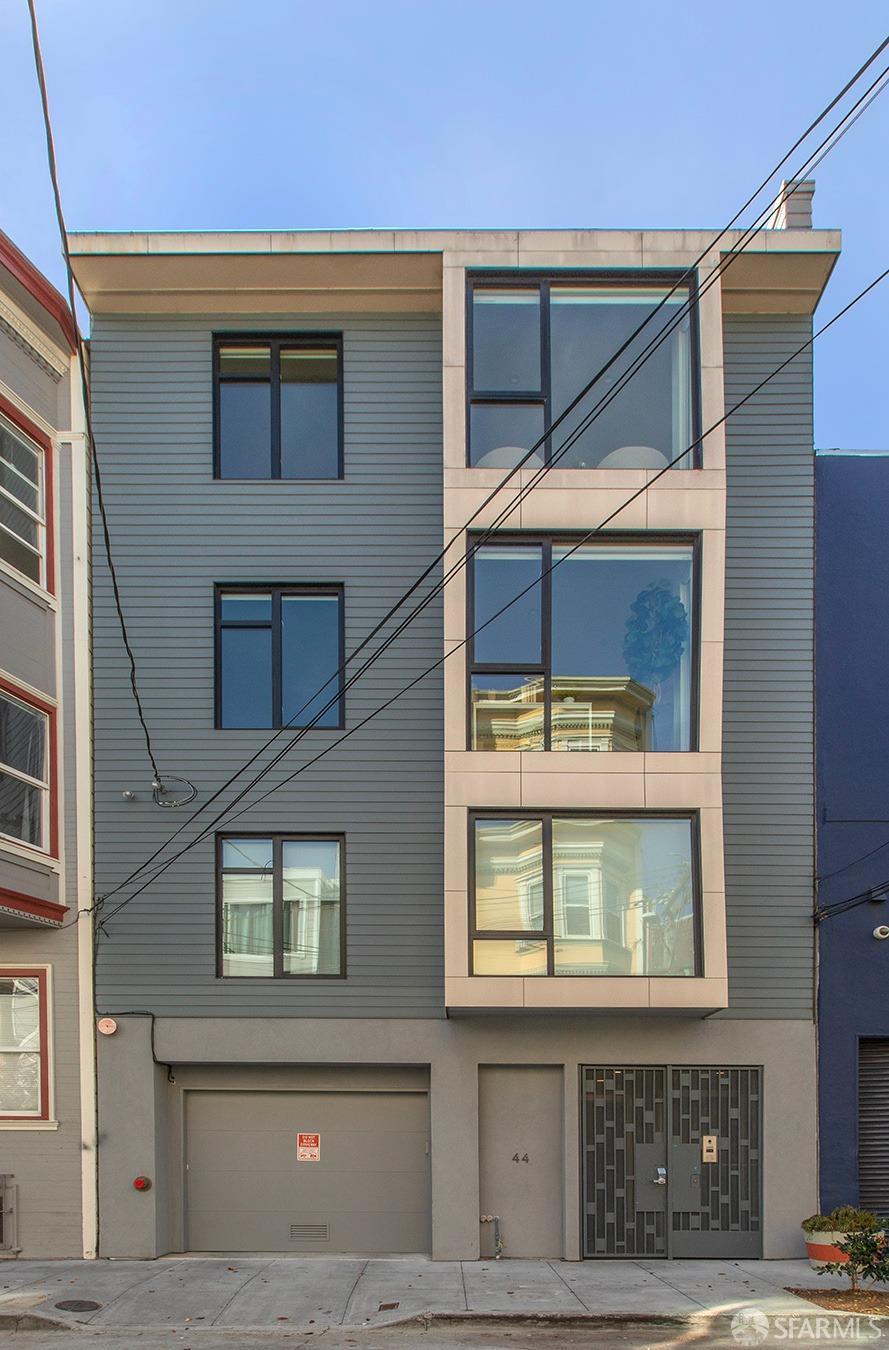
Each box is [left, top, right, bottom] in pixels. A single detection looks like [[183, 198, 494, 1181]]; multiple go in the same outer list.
[[480, 1214, 503, 1258]]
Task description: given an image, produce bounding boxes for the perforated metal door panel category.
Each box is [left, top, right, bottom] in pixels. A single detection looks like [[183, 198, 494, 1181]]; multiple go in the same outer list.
[[582, 1066, 762, 1258], [582, 1067, 668, 1257]]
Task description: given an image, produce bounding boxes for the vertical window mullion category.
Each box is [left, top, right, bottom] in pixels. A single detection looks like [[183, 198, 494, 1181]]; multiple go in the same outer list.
[[541, 281, 552, 463], [543, 540, 552, 751], [543, 815, 555, 975], [272, 590, 282, 728], [273, 836, 284, 978], [271, 341, 282, 478]]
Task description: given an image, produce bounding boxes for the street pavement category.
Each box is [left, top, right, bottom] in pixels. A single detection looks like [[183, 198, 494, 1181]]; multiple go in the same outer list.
[[0, 1256, 873, 1337]]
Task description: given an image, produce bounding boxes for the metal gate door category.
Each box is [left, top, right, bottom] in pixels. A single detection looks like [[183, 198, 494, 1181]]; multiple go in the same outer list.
[[581, 1066, 762, 1258]]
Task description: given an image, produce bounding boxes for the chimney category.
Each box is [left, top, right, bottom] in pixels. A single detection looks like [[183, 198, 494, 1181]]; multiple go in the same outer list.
[[767, 178, 815, 229]]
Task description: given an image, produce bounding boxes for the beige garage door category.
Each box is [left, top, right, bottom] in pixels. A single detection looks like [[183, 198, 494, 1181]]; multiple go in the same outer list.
[[185, 1089, 430, 1254]]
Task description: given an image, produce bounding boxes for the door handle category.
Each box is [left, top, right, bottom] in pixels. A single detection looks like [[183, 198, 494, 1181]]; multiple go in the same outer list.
[[651, 1167, 667, 1185]]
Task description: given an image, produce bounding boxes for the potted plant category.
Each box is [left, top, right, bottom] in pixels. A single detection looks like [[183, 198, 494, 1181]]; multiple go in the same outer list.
[[801, 1206, 882, 1269]]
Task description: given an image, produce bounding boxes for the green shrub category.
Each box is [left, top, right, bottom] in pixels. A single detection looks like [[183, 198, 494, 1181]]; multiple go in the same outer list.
[[817, 1230, 889, 1294], [801, 1206, 881, 1234]]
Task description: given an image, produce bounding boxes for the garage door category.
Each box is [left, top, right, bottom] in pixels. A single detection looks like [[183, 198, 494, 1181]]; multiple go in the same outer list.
[[185, 1089, 430, 1254]]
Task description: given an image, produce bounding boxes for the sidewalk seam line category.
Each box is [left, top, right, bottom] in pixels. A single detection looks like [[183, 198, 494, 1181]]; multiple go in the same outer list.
[[79, 1262, 185, 1325], [459, 1261, 468, 1311], [209, 1258, 277, 1326], [340, 1260, 369, 1326], [546, 1260, 592, 1312], [636, 1261, 711, 1311]]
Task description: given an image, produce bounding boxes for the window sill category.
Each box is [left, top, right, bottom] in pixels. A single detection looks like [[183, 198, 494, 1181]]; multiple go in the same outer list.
[[0, 1119, 58, 1131], [0, 835, 59, 870], [0, 559, 55, 608]]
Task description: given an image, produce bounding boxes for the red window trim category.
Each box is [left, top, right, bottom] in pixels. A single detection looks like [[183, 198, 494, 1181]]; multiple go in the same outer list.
[[0, 391, 55, 597], [0, 675, 59, 859], [0, 965, 50, 1121]]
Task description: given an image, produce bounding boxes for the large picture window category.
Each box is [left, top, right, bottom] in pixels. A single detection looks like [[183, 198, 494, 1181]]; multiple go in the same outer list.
[[0, 687, 50, 850], [216, 586, 344, 730], [469, 536, 696, 752], [214, 335, 343, 480], [0, 414, 46, 586], [0, 970, 49, 1119], [471, 814, 698, 977], [467, 275, 699, 471], [218, 835, 344, 978]]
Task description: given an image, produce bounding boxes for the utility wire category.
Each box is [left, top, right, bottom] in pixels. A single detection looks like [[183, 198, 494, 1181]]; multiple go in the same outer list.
[[82, 36, 889, 905], [26, 0, 162, 784], [817, 836, 889, 883], [94, 265, 889, 930], [815, 879, 889, 923], [90, 47, 889, 911], [92, 53, 889, 911]]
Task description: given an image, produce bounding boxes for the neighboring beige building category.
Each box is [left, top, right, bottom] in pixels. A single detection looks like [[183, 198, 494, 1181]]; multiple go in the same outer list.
[[0, 233, 94, 1257]]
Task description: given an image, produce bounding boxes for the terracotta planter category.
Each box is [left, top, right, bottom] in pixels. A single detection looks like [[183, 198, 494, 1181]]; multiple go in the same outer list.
[[803, 1230, 851, 1268]]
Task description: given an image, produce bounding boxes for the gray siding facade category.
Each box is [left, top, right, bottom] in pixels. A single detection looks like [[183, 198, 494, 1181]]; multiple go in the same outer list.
[[91, 314, 444, 1017], [721, 314, 815, 1019]]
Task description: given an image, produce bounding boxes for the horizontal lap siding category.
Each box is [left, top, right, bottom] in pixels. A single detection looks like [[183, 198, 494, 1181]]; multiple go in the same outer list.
[[720, 315, 814, 1019], [91, 315, 444, 1017]]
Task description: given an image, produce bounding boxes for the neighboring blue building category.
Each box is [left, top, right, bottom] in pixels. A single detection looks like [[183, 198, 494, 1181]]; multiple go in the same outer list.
[[816, 450, 889, 1217]]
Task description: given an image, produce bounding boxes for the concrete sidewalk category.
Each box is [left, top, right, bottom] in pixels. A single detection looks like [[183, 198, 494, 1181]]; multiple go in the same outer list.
[[0, 1256, 861, 1332]]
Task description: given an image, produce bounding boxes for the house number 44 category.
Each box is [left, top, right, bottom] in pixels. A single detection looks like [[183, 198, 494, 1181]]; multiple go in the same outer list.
[[512, 1153, 530, 1163]]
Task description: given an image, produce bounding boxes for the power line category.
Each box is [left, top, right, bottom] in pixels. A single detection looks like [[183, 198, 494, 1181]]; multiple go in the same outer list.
[[817, 835, 889, 883], [92, 49, 889, 907], [815, 880, 889, 923], [94, 264, 889, 929], [26, 0, 162, 784], [91, 47, 889, 909]]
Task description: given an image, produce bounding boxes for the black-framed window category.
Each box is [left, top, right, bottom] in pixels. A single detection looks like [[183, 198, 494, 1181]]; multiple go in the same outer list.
[[214, 335, 343, 480], [216, 585, 344, 730], [218, 834, 345, 978], [466, 273, 700, 470], [469, 535, 697, 753], [470, 812, 699, 977]]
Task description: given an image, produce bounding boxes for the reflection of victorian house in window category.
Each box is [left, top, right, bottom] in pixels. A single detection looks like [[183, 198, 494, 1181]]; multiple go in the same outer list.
[[472, 674, 656, 752], [473, 815, 695, 977]]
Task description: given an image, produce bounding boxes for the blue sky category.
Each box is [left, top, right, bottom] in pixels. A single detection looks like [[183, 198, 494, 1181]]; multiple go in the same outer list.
[[2, 0, 886, 448]]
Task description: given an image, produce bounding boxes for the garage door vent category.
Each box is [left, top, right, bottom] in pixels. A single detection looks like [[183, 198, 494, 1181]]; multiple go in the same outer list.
[[289, 1223, 330, 1243]]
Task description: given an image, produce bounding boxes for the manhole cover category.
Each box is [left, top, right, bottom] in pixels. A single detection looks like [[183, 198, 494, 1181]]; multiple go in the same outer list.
[[54, 1300, 102, 1312]]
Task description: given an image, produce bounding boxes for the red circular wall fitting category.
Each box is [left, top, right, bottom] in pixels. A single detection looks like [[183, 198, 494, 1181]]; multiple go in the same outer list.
[[132, 1175, 152, 1192]]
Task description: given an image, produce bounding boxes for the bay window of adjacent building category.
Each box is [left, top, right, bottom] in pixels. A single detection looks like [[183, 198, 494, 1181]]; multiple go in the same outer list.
[[0, 687, 51, 851], [471, 813, 698, 976], [218, 835, 344, 977], [0, 970, 49, 1120], [469, 536, 696, 752], [214, 335, 343, 480], [0, 414, 46, 586], [216, 586, 343, 729], [467, 275, 699, 470]]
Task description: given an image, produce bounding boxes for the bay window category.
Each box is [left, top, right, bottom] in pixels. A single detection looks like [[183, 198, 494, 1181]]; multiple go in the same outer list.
[[0, 688, 50, 850], [467, 275, 699, 470], [469, 536, 696, 752], [471, 814, 698, 977], [0, 415, 46, 586]]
